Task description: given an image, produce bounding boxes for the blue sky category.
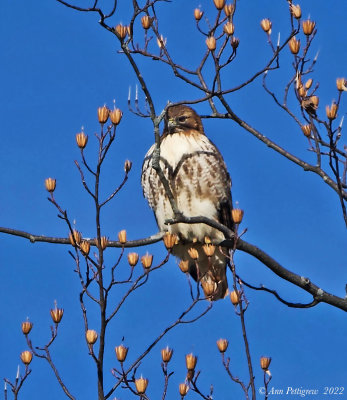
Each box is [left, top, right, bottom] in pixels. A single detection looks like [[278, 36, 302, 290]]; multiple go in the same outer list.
[[0, 0, 346, 399]]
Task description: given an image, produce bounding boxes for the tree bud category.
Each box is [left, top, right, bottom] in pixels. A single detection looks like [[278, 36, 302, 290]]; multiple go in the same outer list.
[[336, 78, 347, 92], [135, 377, 148, 394], [21, 321, 33, 335], [124, 160, 132, 173], [202, 244, 216, 257], [260, 356, 272, 370], [302, 19, 315, 35], [179, 260, 189, 273], [326, 102, 338, 120], [20, 351, 33, 365], [127, 252, 139, 267], [115, 23, 127, 39], [80, 241, 90, 256], [161, 346, 173, 363], [141, 15, 152, 29], [141, 252, 153, 269], [301, 125, 311, 138], [115, 345, 128, 362], [230, 290, 240, 305], [97, 106, 109, 124], [45, 178, 56, 193], [224, 4, 234, 17], [232, 208, 244, 224], [179, 383, 189, 396], [185, 353, 197, 370], [69, 230, 82, 246], [50, 304, 64, 324], [86, 329, 98, 345], [188, 248, 199, 260], [100, 236, 108, 250], [76, 132, 88, 149], [109, 108, 123, 125], [163, 233, 177, 250], [213, 0, 225, 10], [206, 36, 216, 51], [194, 8, 203, 21], [118, 230, 127, 244], [260, 18, 272, 34], [216, 338, 229, 353], [290, 4, 301, 19], [289, 36, 300, 54]]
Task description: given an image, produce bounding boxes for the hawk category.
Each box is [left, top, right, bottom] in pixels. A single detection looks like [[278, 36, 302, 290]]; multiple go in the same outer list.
[[141, 105, 233, 300]]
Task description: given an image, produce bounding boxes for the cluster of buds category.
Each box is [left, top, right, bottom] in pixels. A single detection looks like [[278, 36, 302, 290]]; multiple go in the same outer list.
[[336, 78, 347, 92], [141, 252, 153, 269], [232, 208, 244, 224], [141, 15, 152, 30], [21, 320, 33, 335], [161, 346, 173, 363], [50, 302, 64, 324], [76, 131, 88, 149], [20, 351, 33, 366], [213, 0, 225, 10], [230, 290, 241, 305], [223, 22, 234, 36], [290, 4, 301, 19], [302, 19, 315, 36], [86, 329, 98, 345], [326, 102, 338, 120], [45, 178, 56, 193], [206, 36, 216, 51], [115, 23, 128, 39], [301, 124, 312, 138], [115, 344, 128, 362], [216, 338, 229, 353], [289, 36, 300, 54], [260, 356, 272, 371], [194, 8, 203, 21], [69, 229, 82, 246], [127, 252, 139, 267], [135, 377, 149, 395], [179, 260, 189, 273], [260, 18, 272, 34], [80, 240, 90, 256], [163, 232, 178, 250], [118, 229, 127, 244], [179, 383, 190, 397]]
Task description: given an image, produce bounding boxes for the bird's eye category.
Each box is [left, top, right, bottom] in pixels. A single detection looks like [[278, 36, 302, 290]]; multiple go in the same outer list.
[[178, 116, 187, 122]]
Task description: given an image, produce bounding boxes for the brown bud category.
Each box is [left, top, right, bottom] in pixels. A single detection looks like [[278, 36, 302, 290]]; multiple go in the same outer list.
[[230, 290, 240, 305], [124, 160, 132, 173], [301, 125, 311, 138], [80, 240, 90, 256], [216, 338, 229, 353], [86, 329, 98, 345], [289, 36, 300, 54], [100, 236, 108, 250], [186, 369, 194, 381], [201, 280, 216, 297], [156, 35, 167, 49], [260, 19, 272, 34], [185, 353, 197, 370], [97, 106, 109, 124], [109, 108, 123, 125], [336, 78, 347, 92], [45, 178, 56, 193], [302, 19, 315, 36], [141, 15, 152, 29], [50, 304, 64, 324], [311, 95, 319, 108], [260, 356, 272, 370], [224, 4, 234, 17], [127, 252, 139, 267], [20, 351, 33, 365], [69, 230, 82, 246], [141, 252, 153, 269], [326, 102, 338, 120], [223, 22, 235, 36], [298, 85, 306, 98], [232, 208, 244, 224], [163, 233, 177, 250], [188, 248, 199, 260], [21, 321, 33, 335], [230, 37, 239, 49], [202, 244, 216, 257], [118, 230, 127, 244], [179, 383, 190, 397], [161, 346, 173, 363], [305, 78, 313, 90], [179, 260, 189, 273], [76, 132, 88, 149], [115, 23, 127, 39], [204, 236, 211, 244], [135, 377, 148, 395], [115, 345, 128, 362], [290, 4, 301, 19], [213, 0, 225, 10], [206, 36, 216, 51], [194, 8, 203, 21]]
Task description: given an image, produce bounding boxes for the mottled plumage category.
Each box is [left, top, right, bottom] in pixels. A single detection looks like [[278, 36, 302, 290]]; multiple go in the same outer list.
[[141, 105, 233, 300]]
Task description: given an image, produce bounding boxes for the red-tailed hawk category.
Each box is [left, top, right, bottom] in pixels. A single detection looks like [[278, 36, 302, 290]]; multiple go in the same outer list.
[[141, 105, 233, 300]]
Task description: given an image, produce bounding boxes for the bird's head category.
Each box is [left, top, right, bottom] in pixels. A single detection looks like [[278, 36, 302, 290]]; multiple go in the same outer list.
[[164, 105, 205, 135]]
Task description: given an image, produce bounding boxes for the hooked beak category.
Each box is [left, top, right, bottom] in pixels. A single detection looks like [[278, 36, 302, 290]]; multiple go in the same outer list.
[[167, 117, 177, 132]]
